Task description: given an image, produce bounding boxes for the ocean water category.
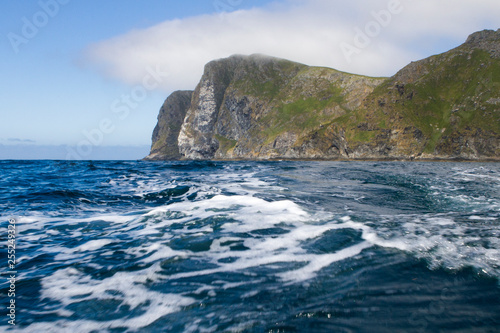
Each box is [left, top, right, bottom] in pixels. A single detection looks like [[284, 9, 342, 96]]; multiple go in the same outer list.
[[1, 160, 499, 332]]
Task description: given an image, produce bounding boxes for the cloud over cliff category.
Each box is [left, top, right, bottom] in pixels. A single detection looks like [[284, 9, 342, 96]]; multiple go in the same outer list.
[[83, 0, 500, 93]]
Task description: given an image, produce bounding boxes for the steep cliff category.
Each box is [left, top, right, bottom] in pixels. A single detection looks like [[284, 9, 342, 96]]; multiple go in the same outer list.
[[347, 29, 500, 160], [146, 90, 193, 160], [151, 54, 384, 159], [146, 30, 500, 161]]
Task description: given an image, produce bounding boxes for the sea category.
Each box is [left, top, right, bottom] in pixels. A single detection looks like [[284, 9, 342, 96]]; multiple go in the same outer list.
[[1, 160, 499, 332]]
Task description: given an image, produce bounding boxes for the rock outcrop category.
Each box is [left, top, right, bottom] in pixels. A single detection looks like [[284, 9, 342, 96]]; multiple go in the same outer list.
[[146, 90, 193, 160], [354, 29, 500, 160], [146, 30, 500, 161]]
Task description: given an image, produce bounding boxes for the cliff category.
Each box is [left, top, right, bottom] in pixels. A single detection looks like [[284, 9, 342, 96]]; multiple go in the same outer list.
[[145, 29, 500, 161], [147, 90, 193, 160]]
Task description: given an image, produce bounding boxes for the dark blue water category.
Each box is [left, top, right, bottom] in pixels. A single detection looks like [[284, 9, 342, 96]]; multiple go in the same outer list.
[[1, 161, 499, 332]]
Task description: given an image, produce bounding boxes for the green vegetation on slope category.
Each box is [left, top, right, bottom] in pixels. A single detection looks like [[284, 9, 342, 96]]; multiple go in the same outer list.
[[348, 48, 500, 153], [150, 31, 500, 160], [260, 84, 346, 141]]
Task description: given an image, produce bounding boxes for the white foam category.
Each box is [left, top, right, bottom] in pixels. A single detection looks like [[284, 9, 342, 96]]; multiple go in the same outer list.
[[144, 195, 309, 237], [427, 217, 455, 226], [279, 241, 372, 283], [22, 234, 44, 242], [15, 215, 53, 231], [242, 289, 260, 298], [16, 162, 500, 331], [140, 197, 425, 285], [77, 214, 136, 224], [74, 239, 113, 252], [453, 166, 500, 183], [360, 213, 500, 278], [155, 217, 377, 285], [39, 265, 196, 330], [138, 244, 188, 263], [50, 239, 115, 261], [469, 215, 497, 221]]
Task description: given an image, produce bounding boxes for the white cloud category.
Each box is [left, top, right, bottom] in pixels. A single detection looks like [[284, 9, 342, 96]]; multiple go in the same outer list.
[[84, 0, 500, 93]]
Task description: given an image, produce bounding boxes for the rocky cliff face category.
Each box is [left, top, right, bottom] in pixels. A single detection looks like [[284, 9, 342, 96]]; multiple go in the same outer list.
[[352, 29, 500, 160], [146, 90, 193, 160], [146, 30, 500, 161]]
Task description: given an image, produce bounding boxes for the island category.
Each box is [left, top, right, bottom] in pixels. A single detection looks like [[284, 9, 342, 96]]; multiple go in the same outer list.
[[145, 29, 500, 161]]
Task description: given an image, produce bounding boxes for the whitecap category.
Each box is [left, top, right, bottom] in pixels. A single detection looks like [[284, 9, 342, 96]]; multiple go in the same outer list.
[[38, 265, 196, 330], [74, 239, 113, 252], [278, 241, 372, 283]]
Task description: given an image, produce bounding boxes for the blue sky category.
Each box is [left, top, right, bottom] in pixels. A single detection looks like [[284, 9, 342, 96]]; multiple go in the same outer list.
[[1, 0, 499, 160]]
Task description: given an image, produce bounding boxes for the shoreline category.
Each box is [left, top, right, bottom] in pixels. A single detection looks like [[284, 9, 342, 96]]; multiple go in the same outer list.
[[142, 156, 500, 163]]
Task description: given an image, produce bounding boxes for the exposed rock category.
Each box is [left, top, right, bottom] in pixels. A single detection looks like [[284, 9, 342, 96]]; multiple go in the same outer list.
[[147, 30, 500, 161], [145, 90, 192, 160], [464, 29, 500, 58]]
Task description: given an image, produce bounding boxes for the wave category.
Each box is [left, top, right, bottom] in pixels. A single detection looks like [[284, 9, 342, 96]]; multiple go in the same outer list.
[[2, 160, 499, 332]]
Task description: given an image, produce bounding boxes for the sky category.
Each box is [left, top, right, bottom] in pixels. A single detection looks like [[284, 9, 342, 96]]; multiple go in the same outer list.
[[1, 0, 499, 160]]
